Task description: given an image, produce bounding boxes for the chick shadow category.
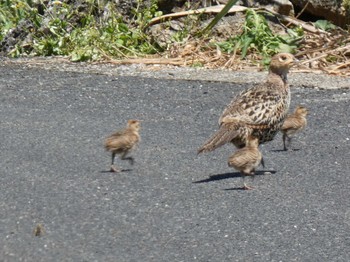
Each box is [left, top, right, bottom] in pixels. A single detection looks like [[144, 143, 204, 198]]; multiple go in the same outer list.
[[193, 172, 241, 183], [193, 170, 276, 190], [270, 148, 301, 152], [100, 169, 133, 173]]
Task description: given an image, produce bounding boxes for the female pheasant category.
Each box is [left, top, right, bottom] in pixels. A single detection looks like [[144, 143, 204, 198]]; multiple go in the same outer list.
[[198, 53, 297, 153]]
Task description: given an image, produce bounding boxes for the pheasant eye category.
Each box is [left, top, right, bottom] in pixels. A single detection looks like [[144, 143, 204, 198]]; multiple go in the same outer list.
[[280, 55, 287, 61]]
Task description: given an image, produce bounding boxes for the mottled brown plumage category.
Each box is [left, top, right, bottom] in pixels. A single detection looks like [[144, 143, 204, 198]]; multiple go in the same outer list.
[[228, 136, 264, 190], [33, 224, 45, 237], [104, 119, 141, 172], [281, 105, 308, 151], [198, 53, 297, 154]]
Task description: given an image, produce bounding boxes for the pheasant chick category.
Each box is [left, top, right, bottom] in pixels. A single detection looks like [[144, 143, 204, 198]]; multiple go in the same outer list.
[[228, 136, 264, 190], [281, 106, 308, 151], [104, 119, 141, 172]]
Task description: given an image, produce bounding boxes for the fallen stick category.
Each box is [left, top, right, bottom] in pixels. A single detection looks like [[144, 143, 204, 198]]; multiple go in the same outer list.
[[148, 5, 323, 34]]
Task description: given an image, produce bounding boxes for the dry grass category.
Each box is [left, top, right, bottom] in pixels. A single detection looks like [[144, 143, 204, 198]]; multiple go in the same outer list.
[[107, 27, 350, 76], [164, 27, 350, 76], [108, 7, 350, 76], [296, 29, 350, 76]]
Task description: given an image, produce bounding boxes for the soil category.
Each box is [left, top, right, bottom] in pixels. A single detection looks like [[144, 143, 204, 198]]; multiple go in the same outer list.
[[2, 56, 349, 90]]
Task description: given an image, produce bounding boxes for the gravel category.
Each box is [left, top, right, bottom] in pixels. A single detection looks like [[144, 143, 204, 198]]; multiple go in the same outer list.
[[2, 57, 350, 90]]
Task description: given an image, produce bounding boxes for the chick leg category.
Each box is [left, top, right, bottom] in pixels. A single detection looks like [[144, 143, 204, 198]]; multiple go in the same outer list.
[[242, 173, 254, 190], [261, 157, 265, 168], [110, 152, 120, 172], [121, 151, 134, 165], [287, 136, 292, 149], [282, 133, 288, 151]]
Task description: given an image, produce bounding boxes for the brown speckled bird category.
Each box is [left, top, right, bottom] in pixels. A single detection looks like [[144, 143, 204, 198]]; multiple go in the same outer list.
[[228, 136, 264, 190], [281, 105, 308, 151], [198, 53, 297, 154], [33, 223, 45, 237], [104, 119, 141, 172]]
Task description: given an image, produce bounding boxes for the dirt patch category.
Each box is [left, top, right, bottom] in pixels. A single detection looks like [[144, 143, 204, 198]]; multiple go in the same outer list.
[[2, 56, 349, 90]]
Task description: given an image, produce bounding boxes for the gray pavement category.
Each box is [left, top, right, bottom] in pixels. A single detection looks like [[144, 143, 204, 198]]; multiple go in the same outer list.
[[1, 62, 350, 261]]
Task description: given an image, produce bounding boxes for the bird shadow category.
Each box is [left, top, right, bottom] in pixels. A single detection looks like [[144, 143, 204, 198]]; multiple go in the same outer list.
[[100, 169, 132, 174], [193, 172, 241, 183], [193, 170, 276, 184], [223, 187, 247, 191], [271, 148, 300, 152]]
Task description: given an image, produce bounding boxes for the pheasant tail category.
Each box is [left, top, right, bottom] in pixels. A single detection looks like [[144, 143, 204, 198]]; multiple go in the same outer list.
[[104, 137, 116, 151], [197, 124, 239, 154]]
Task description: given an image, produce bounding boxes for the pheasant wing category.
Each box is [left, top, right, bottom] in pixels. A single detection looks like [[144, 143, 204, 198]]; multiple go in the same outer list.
[[220, 83, 285, 127]]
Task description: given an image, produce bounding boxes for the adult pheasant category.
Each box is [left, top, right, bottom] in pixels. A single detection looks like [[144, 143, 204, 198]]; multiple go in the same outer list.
[[198, 53, 297, 153]]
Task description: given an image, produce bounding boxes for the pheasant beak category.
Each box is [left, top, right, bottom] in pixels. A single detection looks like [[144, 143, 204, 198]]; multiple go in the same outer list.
[[292, 56, 300, 65]]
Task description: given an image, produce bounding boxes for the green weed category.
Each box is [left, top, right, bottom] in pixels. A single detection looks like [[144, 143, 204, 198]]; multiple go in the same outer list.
[[0, 1, 305, 62], [0, 0, 163, 61], [314, 20, 337, 31], [216, 9, 303, 59], [343, 0, 350, 11]]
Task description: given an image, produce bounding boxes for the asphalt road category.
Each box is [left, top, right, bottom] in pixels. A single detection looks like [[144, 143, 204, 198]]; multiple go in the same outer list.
[[1, 63, 350, 261]]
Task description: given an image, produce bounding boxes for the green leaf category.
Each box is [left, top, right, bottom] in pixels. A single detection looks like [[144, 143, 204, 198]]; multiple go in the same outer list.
[[198, 0, 239, 36], [314, 20, 336, 31], [277, 43, 295, 53]]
